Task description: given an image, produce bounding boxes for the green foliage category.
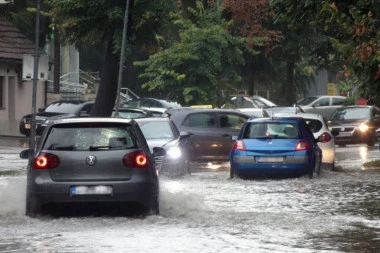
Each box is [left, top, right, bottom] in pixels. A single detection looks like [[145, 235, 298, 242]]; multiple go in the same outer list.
[[134, 1, 262, 106]]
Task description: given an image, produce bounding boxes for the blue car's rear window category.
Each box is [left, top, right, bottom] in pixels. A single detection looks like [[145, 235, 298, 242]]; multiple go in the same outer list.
[[243, 122, 300, 139]]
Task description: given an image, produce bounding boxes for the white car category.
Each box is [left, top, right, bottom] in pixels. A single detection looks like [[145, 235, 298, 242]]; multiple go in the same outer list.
[[297, 95, 347, 120], [274, 112, 336, 170]]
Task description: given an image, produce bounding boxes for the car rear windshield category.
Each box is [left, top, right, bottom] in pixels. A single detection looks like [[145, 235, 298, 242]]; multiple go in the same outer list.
[[304, 119, 323, 133], [43, 123, 138, 151], [243, 122, 300, 139], [331, 107, 370, 121], [45, 102, 84, 113], [297, 96, 318, 106]]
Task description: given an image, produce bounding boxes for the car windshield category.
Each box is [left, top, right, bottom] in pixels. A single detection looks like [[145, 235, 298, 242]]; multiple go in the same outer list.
[[138, 121, 174, 139], [43, 124, 137, 151], [44, 102, 83, 113], [331, 107, 371, 121], [243, 122, 300, 139], [297, 96, 319, 106]]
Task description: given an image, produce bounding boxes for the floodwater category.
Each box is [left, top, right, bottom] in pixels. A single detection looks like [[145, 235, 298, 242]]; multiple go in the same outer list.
[[0, 138, 379, 252]]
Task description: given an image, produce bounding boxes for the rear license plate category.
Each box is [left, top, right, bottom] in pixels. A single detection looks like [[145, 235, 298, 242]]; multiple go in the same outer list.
[[71, 185, 113, 195], [258, 157, 283, 163]]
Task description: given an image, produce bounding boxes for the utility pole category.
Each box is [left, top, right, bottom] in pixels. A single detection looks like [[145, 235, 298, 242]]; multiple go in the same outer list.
[[114, 0, 131, 117], [29, 0, 41, 161]]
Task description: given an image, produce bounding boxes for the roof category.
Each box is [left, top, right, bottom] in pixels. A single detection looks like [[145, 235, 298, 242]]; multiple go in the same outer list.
[[0, 17, 35, 60]]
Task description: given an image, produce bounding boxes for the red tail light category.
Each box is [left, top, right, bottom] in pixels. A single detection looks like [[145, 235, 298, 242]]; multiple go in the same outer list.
[[295, 141, 311, 151], [232, 140, 246, 151], [33, 153, 60, 169], [123, 151, 148, 168], [320, 132, 332, 143]]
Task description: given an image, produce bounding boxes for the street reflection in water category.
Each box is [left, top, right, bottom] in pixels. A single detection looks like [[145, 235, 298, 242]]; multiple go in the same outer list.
[[0, 141, 379, 252]]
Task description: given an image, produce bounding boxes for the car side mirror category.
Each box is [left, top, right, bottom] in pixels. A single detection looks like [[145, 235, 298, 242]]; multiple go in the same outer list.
[[153, 147, 166, 157], [20, 149, 34, 159], [232, 135, 238, 141], [78, 111, 90, 117], [331, 129, 339, 136], [179, 131, 192, 139]]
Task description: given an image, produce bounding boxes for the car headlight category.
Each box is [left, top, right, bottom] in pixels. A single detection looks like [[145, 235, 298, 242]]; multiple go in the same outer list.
[[166, 146, 182, 159], [358, 123, 369, 132]]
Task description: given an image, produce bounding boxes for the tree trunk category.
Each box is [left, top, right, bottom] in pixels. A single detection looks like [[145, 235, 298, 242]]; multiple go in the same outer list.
[[90, 39, 119, 117], [285, 60, 296, 106], [53, 32, 60, 93]]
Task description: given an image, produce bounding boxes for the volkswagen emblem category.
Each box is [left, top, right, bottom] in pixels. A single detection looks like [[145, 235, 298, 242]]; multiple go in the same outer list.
[[86, 155, 97, 166]]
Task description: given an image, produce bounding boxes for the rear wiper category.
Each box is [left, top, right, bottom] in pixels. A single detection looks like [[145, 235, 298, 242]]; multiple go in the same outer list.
[[89, 145, 111, 151]]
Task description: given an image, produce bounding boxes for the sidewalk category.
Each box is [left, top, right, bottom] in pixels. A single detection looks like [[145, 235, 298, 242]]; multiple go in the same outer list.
[[0, 136, 29, 150]]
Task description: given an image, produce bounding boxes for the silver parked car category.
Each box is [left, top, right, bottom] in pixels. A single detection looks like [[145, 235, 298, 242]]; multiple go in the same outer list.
[[20, 117, 165, 217], [274, 112, 336, 170]]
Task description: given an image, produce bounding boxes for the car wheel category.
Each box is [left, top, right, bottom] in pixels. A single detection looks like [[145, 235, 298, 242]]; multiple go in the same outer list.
[[230, 167, 235, 179], [309, 159, 315, 179], [147, 182, 159, 216], [367, 137, 375, 146], [25, 195, 40, 218]]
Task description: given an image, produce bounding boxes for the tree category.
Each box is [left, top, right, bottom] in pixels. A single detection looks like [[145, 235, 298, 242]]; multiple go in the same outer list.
[[320, 0, 380, 106], [268, 0, 334, 105], [50, 0, 177, 116], [134, 2, 262, 107]]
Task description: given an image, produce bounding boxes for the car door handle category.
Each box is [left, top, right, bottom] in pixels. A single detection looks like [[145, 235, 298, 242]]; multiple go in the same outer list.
[[222, 134, 232, 138]]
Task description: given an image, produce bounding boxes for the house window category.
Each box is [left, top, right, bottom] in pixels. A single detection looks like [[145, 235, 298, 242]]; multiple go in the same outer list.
[[0, 76, 4, 109]]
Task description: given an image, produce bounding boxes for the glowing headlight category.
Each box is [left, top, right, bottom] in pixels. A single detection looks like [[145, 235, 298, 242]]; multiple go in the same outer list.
[[358, 123, 369, 132], [166, 146, 182, 159]]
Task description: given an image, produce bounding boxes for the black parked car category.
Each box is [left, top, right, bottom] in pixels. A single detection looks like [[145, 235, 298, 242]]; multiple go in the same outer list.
[[19, 117, 165, 217], [165, 108, 250, 168], [328, 105, 380, 146], [135, 117, 191, 177], [19, 100, 94, 136]]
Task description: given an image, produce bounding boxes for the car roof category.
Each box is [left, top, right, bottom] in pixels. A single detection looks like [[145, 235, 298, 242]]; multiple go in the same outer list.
[[271, 112, 324, 120], [50, 117, 134, 125], [134, 117, 170, 123], [246, 117, 305, 123]]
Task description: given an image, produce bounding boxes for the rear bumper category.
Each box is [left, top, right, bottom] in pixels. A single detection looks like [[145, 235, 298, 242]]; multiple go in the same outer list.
[[27, 177, 158, 208], [231, 156, 312, 176]]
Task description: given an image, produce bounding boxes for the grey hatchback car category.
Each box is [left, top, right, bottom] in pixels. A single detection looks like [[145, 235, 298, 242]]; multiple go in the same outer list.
[[165, 108, 250, 167], [20, 118, 165, 217]]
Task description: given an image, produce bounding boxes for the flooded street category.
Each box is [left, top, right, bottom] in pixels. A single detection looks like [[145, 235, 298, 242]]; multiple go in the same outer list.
[[0, 137, 379, 252]]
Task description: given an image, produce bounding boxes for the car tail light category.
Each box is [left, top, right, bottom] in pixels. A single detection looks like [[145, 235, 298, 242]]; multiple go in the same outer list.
[[232, 140, 246, 151], [33, 153, 60, 169], [320, 132, 332, 143], [295, 141, 311, 151], [123, 151, 148, 168]]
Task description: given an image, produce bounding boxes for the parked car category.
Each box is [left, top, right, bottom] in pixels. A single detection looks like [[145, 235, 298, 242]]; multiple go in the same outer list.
[[274, 112, 335, 170], [235, 108, 269, 118], [165, 108, 250, 168], [112, 108, 154, 119], [135, 117, 190, 177], [222, 94, 277, 109], [19, 100, 94, 136], [265, 106, 306, 117], [230, 117, 324, 179], [121, 98, 181, 109], [297, 95, 347, 120], [20, 117, 165, 217], [328, 105, 380, 146]]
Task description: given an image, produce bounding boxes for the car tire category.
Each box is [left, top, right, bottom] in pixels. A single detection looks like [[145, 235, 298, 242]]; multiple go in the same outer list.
[[309, 159, 315, 179], [367, 136, 375, 146], [147, 182, 159, 216], [230, 167, 235, 179], [25, 195, 40, 218]]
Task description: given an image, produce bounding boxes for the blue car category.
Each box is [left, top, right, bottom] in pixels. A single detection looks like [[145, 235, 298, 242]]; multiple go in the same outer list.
[[230, 117, 325, 179]]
